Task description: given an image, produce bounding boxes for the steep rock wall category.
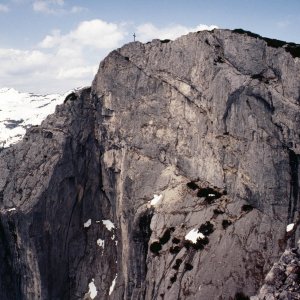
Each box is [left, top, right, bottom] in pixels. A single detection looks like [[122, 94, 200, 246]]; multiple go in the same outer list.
[[0, 29, 299, 299]]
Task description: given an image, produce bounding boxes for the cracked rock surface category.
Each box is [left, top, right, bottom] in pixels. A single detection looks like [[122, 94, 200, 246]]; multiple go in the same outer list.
[[251, 242, 300, 300], [0, 29, 300, 299]]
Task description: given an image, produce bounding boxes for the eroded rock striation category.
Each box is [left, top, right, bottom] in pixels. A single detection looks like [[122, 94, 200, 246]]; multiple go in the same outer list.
[[0, 29, 300, 299]]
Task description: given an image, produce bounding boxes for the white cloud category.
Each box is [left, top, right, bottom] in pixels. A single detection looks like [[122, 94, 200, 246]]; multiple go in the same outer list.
[[0, 4, 9, 12], [33, 1, 49, 13], [40, 19, 126, 49], [277, 20, 291, 29], [39, 29, 61, 48], [70, 6, 87, 13], [136, 23, 218, 42], [32, 0, 85, 14], [0, 19, 127, 93], [57, 65, 98, 80], [0, 46, 98, 91], [33, 0, 64, 14], [71, 20, 125, 49], [0, 48, 49, 75], [0, 20, 218, 94]]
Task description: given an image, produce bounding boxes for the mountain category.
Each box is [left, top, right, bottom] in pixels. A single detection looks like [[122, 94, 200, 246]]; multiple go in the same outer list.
[[0, 29, 299, 300], [0, 88, 68, 148]]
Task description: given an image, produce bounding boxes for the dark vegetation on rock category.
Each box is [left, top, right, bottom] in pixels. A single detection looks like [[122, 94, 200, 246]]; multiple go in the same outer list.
[[213, 208, 225, 215], [233, 28, 300, 58], [235, 292, 250, 300], [183, 236, 209, 251], [242, 204, 254, 212], [170, 274, 177, 284], [172, 237, 180, 244], [186, 181, 199, 190], [150, 241, 162, 254], [184, 263, 193, 271], [64, 92, 77, 103], [160, 39, 171, 43], [198, 221, 214, 235], [159, 227, 175, 245], [169, 245, 181, 254], [172, 259, 182, 270], [222, 219, 232, 229]]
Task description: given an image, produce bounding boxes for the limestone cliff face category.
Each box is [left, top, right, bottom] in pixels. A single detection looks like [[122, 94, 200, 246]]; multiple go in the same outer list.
[[0, 29, 299, 300]]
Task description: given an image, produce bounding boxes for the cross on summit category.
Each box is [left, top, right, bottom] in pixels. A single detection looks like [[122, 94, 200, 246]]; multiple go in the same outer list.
[[133, 33, 136, 42]]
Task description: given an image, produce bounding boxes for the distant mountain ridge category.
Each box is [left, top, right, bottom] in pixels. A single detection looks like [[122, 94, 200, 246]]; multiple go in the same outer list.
[[0, 88, 68, 148]]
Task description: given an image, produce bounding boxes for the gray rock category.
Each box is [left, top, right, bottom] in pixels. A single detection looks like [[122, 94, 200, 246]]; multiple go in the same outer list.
[[0, 29, 300, 299], [253, 245, 300, 300]]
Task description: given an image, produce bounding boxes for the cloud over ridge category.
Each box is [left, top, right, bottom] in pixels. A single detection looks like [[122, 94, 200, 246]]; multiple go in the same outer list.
[[136, 23, 218, 42], [0, 4, 9, 12], [0, 20, 218, 93]]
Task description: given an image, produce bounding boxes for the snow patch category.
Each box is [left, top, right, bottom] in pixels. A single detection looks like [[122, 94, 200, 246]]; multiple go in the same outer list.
[[109, 274, 117, 295], [0, 87, 66, 147], [97, 239, 104, 249], [150, 194, 163, 206], [102, 219, 115, 231], [185, 228, 205, 243], [84, 219, 92, 228], [87, 278, 97, 299], [7, 207, 16, 212], [286, 223, 295, 232]]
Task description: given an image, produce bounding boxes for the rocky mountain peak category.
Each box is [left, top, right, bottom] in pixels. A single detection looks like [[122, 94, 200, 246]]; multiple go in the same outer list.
[[0, 29, 299, 299]]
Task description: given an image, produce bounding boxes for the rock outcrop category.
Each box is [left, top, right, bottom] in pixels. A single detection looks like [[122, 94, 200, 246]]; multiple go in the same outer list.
[[251, 242, 300, 300], [0, 29, 300, 299]]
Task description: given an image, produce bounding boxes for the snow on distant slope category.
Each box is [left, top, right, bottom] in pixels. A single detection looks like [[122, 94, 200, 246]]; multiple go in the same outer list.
[[0, 87, 68, 148]]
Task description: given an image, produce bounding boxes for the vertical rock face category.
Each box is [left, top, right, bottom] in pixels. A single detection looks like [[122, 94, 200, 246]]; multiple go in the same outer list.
[[0, 29, 299, 299]]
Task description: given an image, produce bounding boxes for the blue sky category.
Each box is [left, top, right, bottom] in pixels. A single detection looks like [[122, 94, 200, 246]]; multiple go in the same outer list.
[[0, 0, 299, 93]]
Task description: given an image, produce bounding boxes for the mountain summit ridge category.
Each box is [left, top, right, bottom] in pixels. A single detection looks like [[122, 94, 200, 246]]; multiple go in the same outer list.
[[0, 29, 299, 299]]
